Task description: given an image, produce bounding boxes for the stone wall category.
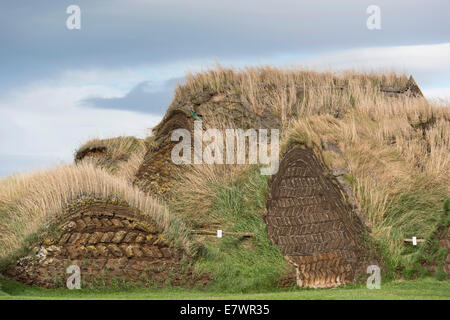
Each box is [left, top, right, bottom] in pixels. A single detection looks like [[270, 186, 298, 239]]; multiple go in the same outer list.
[[3, 200, 199, 288], [265, 145, 373, 288]]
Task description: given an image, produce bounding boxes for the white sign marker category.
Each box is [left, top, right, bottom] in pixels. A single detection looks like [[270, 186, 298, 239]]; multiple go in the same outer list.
[[412, 236, 417, 246], [217, 230, 223, 238]]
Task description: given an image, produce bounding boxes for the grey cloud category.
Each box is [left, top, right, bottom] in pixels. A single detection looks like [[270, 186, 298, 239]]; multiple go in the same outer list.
[[81, 77, 183, 115], [1, 0, 450, 87], [2, 1, 450, 178]]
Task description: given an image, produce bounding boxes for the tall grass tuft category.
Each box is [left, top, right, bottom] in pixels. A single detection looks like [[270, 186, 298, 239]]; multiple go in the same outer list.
[[0, 162, 179, 261]]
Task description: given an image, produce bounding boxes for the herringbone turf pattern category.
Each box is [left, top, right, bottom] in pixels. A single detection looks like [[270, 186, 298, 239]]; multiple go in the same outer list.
[[266, 146, 364, 288]]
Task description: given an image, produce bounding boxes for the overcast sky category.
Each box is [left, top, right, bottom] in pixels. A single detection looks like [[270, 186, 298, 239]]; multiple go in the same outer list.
[[1, 0, 450, 177]]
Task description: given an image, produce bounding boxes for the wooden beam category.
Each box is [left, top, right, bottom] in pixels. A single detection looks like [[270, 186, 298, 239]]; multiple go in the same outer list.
[[403, 238, 425, 243], [190, 229, 254, 237]]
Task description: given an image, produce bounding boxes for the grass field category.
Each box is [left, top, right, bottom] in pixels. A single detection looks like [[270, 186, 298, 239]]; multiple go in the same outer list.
[[0, 278, 449, 300]]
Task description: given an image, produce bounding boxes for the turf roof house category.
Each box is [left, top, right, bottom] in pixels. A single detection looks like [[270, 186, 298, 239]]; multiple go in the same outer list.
[[2, 69, 448, 289], [103, 72, 426, 288], [0, 163, 203, 288]]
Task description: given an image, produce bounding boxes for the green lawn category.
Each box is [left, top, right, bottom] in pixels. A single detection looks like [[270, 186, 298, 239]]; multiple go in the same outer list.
[[0, 278, 449, 300]]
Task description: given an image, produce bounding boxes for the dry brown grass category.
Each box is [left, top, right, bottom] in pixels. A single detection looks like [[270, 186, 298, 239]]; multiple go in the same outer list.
[[170, 66, 448, 268], [75, 136, 147, 181], [169, 163, 252, 228], [176, 65, 409, 122], [167, 112, 256, 228], [0, 162, 177, 261], [284, 94, 449, 263]]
